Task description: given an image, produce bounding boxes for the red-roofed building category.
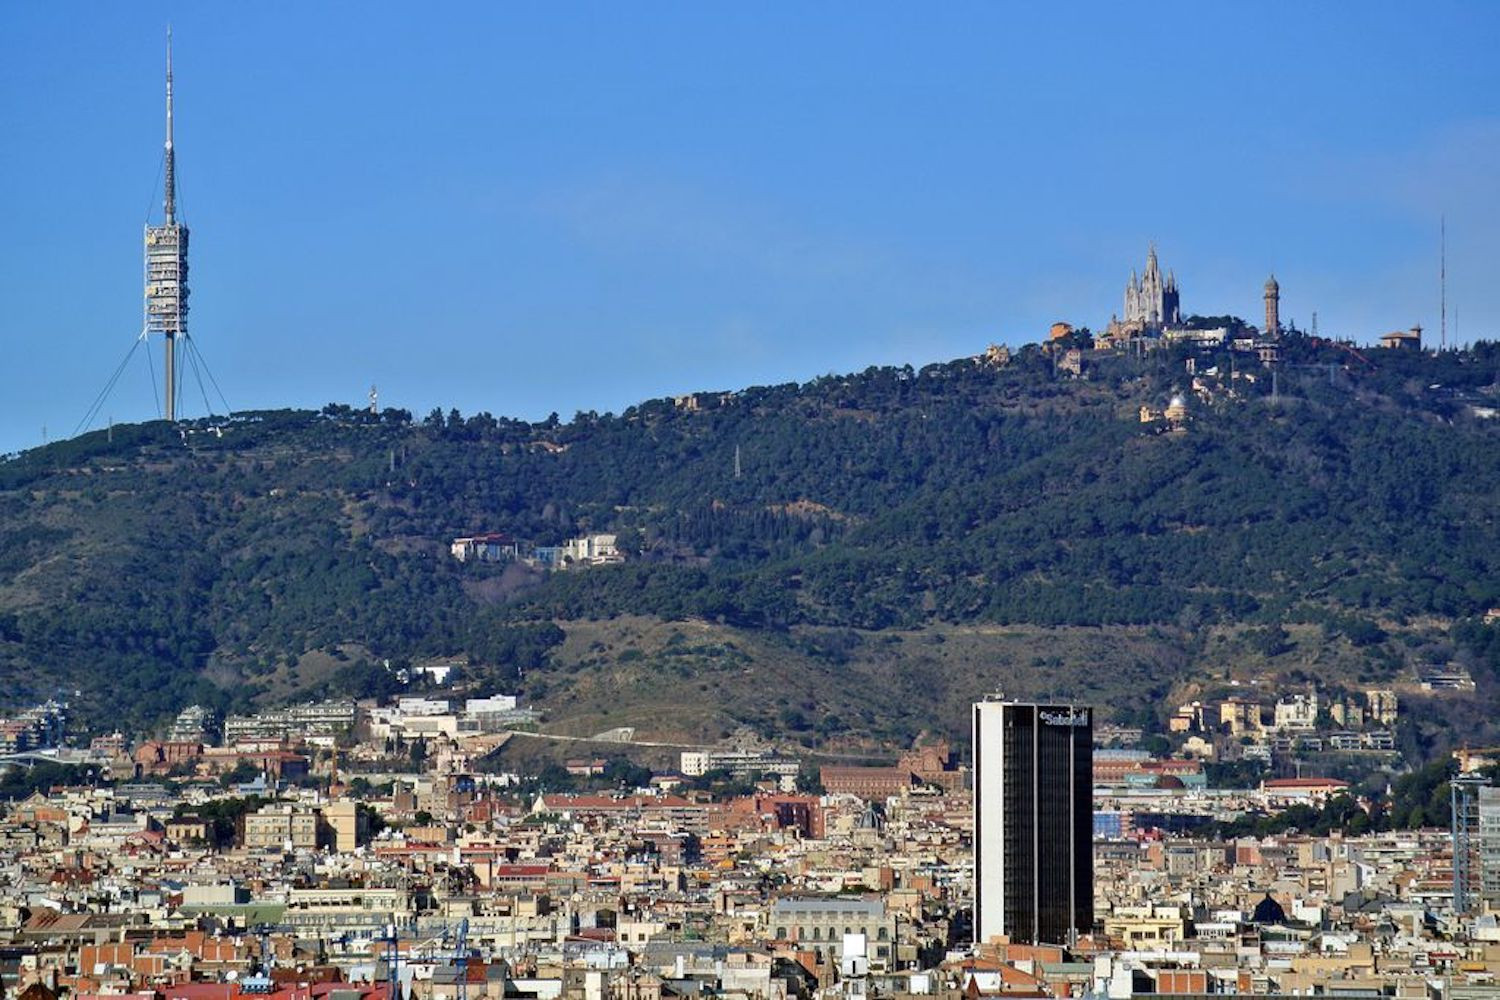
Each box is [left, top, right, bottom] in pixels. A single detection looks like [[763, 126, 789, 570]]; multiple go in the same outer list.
[[819, 766, 918, 800], [820, 740, 962, 799], [721, 794, 824, 838]]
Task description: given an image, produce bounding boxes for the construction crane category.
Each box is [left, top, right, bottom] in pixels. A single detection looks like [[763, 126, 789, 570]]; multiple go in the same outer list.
[[373, 923, 403, 1000], [1452, 771, 1492, 915], [454, 918, 470, 1000], [407, 918, 471, 1000]]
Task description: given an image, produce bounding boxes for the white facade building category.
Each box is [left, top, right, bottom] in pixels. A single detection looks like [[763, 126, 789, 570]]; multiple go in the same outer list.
[[466, 696, 518, 715], [1274, 692, 1319, 731]]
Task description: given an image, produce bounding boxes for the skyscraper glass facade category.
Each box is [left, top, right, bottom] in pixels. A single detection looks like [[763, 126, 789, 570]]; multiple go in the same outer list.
[[974, 701, 1093, 946]]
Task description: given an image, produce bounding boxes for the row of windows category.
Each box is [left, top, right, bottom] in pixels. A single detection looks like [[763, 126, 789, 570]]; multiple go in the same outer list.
[[798, 945, 891, 961], [773, 925, 890, 941]]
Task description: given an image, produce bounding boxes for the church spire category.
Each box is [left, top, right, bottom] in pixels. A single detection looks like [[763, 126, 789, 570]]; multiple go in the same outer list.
[[163, 26, 176, 225], [1125, 243, 1179, 330]]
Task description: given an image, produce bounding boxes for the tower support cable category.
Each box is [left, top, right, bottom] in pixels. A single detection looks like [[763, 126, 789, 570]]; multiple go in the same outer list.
[[75, 337, 144, 437]]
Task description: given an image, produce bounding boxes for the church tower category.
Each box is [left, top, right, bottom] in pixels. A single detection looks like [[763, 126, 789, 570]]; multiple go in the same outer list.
[[1264, 275, 1280, 337], [1123, 245, 1180, 331]]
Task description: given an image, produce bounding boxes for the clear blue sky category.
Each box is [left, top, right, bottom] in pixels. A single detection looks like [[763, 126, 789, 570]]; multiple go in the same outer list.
[[3, 3, 1497, 454]]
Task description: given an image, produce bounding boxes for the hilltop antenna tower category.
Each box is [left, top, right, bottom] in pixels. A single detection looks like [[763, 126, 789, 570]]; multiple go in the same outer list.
[[144, 27, 190, 421], [76, 29, 232, 439], [1440, 216, 1447, 352]]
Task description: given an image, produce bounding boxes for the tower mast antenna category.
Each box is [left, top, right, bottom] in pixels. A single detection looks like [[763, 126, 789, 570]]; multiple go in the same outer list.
[[1440, 216, 1447, 352], [78, 28, 214, 438], [145, 25, 189, 422], [164, 25, 175, 226]]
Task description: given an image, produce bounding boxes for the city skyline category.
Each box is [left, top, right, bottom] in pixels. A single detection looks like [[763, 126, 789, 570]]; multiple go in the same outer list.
[[3, 4, 1499, 455], [3, 6, 1500, 989]]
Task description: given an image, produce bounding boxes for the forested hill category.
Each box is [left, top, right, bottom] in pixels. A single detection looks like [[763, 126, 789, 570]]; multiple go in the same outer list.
[[2, 335, 1499, 740]]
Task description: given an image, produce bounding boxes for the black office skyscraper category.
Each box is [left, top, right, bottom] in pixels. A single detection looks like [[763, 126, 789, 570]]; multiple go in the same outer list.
[[973, 700, 1093, 946]]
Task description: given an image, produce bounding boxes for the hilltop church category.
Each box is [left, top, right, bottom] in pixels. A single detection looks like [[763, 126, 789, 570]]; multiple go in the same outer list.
[[1123, 244, 1180, 331], [1104, 245, 1181, 342]]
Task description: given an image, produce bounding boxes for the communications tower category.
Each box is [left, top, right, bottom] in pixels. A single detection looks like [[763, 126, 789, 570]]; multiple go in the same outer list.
[[144, 28, 189, 421]]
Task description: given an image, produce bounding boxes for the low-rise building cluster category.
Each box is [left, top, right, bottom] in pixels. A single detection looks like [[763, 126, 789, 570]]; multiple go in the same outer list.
[[450, 533, 623, 571]]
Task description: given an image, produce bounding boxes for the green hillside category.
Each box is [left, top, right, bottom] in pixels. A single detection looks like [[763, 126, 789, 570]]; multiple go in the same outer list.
[[2, 334, 1499, 760]]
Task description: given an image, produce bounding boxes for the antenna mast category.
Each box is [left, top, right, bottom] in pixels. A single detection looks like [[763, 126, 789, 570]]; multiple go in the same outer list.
[[164, 27, 175, 226], [1440, 216, 1447, 352]]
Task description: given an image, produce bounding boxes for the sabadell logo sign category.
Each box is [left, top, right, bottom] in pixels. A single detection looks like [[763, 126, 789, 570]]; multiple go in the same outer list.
[[1039, 709, 1089, 727]]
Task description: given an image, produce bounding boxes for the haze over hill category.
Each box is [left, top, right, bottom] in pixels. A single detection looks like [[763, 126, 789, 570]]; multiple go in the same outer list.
[[2, 334, 1499, 766]]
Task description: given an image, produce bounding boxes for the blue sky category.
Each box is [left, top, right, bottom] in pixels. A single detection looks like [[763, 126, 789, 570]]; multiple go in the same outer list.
[[2, 3, 1497, 454]]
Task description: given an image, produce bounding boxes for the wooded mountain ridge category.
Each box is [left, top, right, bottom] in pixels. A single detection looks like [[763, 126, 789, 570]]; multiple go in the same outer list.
[[2, 335, 1497, 754]]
